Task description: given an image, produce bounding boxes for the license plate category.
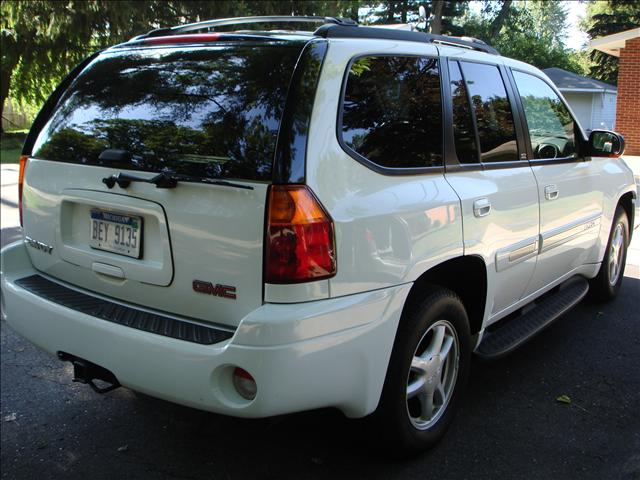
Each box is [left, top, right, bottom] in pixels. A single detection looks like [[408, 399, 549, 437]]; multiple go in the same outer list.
[[89, 209, 142, 258]]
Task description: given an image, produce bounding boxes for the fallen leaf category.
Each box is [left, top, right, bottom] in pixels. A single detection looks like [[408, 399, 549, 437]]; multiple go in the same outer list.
[[3, 413, 17, 422], [556, 394, 571, 405]]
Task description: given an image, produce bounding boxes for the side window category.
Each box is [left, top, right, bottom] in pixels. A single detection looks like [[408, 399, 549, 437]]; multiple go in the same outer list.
[[512, 70, 577, 160], [449, 61, 479, 164], [341, 56, 443, 169], [460, 62, 519, 163]]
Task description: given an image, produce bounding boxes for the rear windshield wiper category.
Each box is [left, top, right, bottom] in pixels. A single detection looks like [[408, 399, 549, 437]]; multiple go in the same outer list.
[[102, 172, 254, 190], [175, 173, 254, 190]]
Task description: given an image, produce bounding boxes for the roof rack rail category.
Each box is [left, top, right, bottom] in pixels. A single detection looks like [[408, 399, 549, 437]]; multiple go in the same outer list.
[[430, 34, 499, 55], [129, 15, 498, 55], [313, 24, 500, 55], [138, 15, 357, 39]]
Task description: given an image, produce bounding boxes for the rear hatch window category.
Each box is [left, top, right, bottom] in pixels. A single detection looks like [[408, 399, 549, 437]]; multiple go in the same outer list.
[[31, 41, 306, 181]]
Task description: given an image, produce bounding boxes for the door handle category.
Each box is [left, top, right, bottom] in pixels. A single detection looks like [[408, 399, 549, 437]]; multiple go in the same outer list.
[[544, 184, 559, 200], [473, 198, 491, 217]]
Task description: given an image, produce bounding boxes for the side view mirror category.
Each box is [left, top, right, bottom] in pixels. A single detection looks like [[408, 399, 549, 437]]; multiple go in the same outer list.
[[588, 130, 625, 158]]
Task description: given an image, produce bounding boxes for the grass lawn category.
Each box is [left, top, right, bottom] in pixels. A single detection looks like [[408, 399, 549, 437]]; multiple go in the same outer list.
[[1, 131, 27, 164]]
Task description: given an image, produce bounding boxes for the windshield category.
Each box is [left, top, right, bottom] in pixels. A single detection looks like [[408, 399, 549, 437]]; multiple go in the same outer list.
[[31, 42, 306, 181]]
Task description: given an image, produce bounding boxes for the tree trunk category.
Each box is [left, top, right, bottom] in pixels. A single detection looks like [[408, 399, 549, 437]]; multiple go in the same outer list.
[[430, 0, 444, 34], [327, 0, 338, 17], [489, 0, 512, 38], [400, 0, 408, 23], [1, 37, 22, 135], [387, 1, 395, 22], [0, 69, 13, 134]]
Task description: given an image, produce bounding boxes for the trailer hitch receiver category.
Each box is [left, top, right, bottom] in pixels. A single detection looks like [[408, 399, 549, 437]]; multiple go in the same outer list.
[[58, 352, 121, 394]]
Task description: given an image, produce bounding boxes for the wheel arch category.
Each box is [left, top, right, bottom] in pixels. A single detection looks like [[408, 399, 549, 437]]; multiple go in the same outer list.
[[618, 190, 635, 240], [403, 255, 487, 336]]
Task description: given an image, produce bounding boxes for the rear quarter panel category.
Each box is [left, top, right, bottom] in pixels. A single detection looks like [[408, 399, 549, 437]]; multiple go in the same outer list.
[[305, 39, 464, 298]]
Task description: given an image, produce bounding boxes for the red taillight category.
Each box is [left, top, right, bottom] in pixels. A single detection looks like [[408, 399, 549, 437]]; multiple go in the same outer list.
[[265, 185, 336, 284], [18, 155, 28, 227]]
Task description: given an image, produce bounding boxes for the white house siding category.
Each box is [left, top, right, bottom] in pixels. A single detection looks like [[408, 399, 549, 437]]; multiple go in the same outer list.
[[563, 91, 594, 132], [562, 91, 617, 132], [590, 92, 617, 130]]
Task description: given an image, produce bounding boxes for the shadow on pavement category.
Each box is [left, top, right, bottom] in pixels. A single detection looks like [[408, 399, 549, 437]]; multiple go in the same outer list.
[[1, 276, 639, 480], [1, 197, 18, 209]]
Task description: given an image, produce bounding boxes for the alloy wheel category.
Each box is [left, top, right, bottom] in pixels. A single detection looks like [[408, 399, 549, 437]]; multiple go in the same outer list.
[[406, 320, 460, 430]]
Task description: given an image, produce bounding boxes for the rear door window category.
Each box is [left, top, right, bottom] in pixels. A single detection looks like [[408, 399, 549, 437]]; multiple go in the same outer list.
[[340, 55, 443, 170], [449, 61, 479, 164], [31, 42, 306, 181], [512, 70, 578, 160], [459, 62, 519, 163]]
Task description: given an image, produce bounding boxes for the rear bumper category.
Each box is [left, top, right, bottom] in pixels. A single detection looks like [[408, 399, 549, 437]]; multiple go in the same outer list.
[[1, 241, 410, 418]]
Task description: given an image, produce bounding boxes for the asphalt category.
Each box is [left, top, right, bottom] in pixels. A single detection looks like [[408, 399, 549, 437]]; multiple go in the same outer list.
[[1, 163, 639, 480]]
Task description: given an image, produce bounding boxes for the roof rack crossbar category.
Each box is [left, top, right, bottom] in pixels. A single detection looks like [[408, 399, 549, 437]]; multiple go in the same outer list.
[[141, 15, 357, 39]]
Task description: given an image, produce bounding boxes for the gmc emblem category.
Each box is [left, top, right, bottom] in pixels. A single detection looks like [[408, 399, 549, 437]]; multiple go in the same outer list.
[[192, 280, 237, 300]]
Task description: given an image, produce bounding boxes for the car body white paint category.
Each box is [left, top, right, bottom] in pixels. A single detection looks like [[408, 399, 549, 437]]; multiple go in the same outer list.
[[1, 36, 636, 419]]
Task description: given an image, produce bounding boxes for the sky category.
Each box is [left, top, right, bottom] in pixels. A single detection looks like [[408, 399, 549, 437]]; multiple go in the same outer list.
[[565, 1, 589, 50]]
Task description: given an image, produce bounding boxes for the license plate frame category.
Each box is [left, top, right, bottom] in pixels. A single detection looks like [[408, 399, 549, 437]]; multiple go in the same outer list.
[[89, 209, 143, 259]]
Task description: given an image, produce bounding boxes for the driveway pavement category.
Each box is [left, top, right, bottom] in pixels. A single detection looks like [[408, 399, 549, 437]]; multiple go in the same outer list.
[[1, 161, 639, 480]]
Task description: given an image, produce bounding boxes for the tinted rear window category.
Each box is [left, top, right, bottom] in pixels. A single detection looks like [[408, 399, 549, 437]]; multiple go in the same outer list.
[[459, 62, 518, 163], [340, 56, 443, 169], [31, 43, 305, 181]]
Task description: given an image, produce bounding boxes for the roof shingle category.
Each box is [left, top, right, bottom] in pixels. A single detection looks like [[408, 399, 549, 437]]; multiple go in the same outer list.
[[543, 67, 617, 92]]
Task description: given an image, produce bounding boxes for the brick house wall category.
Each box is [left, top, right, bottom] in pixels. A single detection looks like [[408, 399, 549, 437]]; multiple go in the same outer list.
[[616, 37, 640, 155]]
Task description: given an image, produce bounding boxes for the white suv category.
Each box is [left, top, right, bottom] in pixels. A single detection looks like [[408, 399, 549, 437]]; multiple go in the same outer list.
[[1, 17, 636, 453]]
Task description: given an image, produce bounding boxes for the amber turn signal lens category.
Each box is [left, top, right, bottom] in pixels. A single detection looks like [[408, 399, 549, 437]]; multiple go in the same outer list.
[[265, 185, 336, 284], [18, 155, 28, 227]]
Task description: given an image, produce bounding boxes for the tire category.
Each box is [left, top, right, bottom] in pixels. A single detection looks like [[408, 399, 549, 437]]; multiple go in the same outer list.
[[589, 206, 629, 302], [374, 287, 471, 455]]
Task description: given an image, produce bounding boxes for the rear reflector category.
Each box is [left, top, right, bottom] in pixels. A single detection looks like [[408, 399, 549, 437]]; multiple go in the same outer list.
[[265, 185, 336, 284], [232, 367, 257, 400], [18, 155, 28, 227]]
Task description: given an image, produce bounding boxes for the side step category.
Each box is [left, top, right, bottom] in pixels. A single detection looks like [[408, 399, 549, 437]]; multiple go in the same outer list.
[[476, 276, 589, 359]]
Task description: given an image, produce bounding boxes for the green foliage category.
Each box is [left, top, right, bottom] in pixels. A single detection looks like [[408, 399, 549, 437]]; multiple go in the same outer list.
[[359, 1, 468, 35], [461, 1, 584, 73], [0, 131, 26, 163], [0, 0, 359, 130], [0, 0, 616, 132], [581, 0, 640, 85]]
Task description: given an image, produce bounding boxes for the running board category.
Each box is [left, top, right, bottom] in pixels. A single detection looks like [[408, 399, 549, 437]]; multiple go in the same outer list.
[[476, 277, 589, 359]]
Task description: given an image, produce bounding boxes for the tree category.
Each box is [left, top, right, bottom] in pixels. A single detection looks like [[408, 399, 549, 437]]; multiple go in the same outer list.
[[430, 1, 444, 34], [487, 0, 512, 39], [461, 1, 584, 73], [0, 0, 359, 132], [359, 1, 467, 35], [1, 1, 101, 132], [581, 0, 640, 85]]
